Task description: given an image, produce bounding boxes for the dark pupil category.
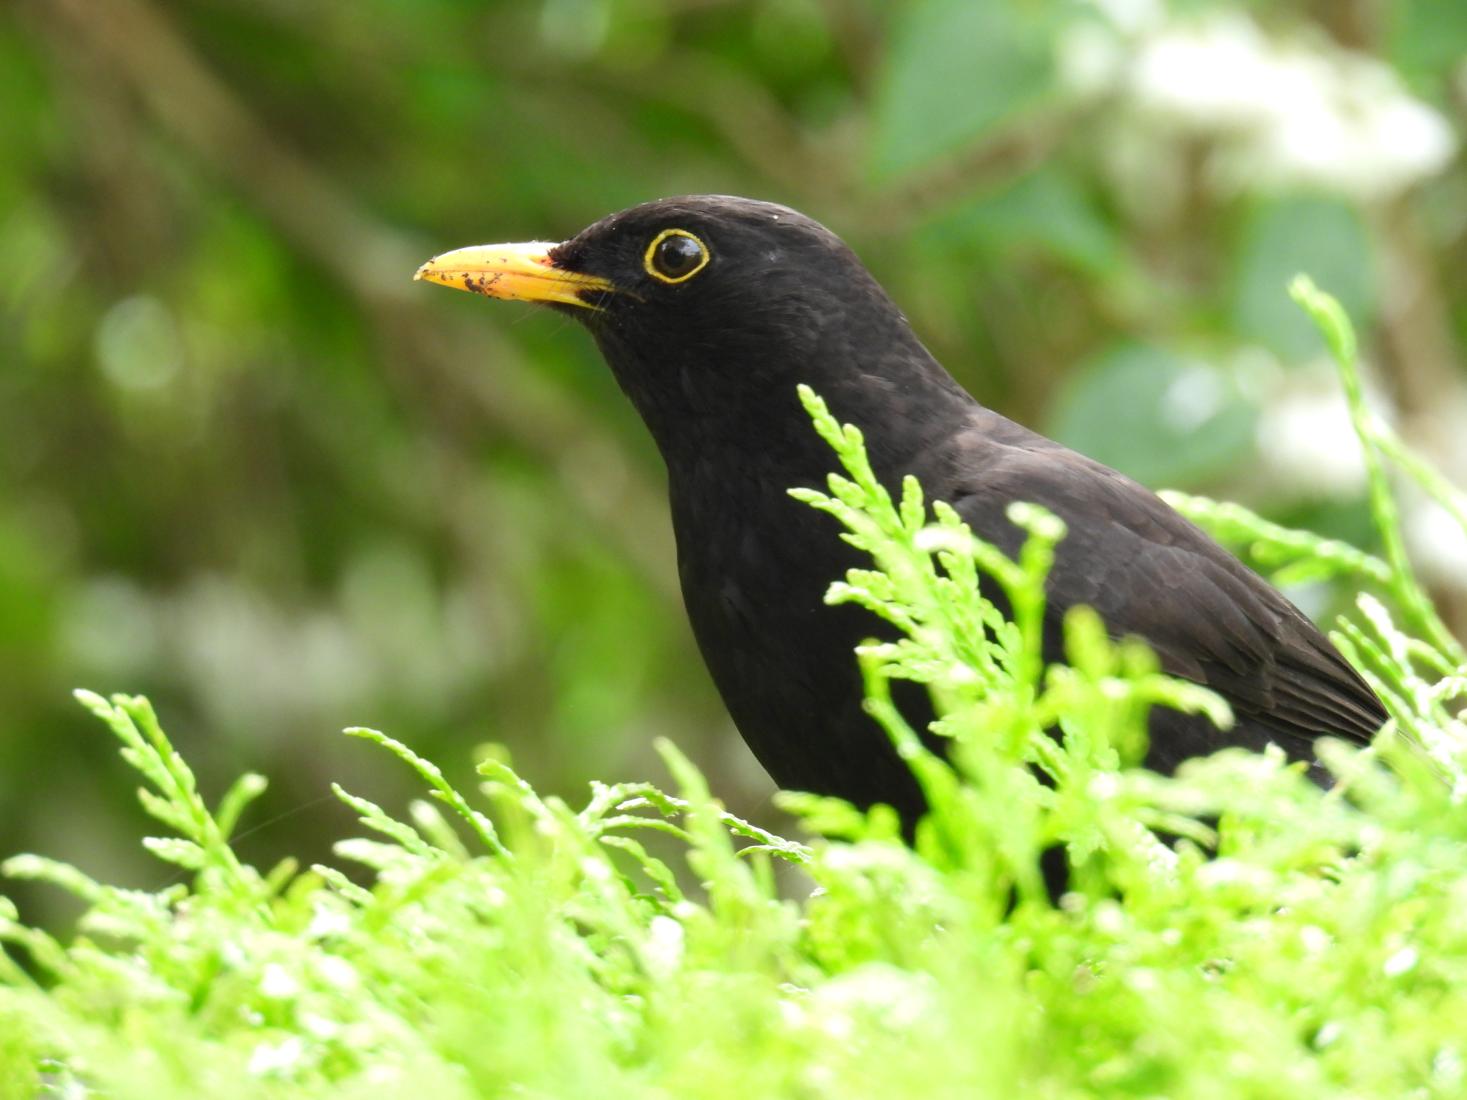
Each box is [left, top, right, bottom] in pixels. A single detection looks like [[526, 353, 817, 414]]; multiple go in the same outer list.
[[656, 235, 703, 278]]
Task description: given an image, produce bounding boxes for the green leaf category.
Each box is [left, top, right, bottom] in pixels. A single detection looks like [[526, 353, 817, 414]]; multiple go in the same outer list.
[[1233, 196, 1374, 362], [918, 167, 1120, 272], [868, 0, 1055, 180], [1046, 344, 1256, 488]]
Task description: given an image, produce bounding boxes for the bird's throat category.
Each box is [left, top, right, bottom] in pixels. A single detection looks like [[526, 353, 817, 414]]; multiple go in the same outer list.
[[591, 310, 974, 482]]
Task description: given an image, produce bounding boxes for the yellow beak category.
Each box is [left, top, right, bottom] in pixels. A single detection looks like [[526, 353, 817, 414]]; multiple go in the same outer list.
[[413, 241, 613, 309]]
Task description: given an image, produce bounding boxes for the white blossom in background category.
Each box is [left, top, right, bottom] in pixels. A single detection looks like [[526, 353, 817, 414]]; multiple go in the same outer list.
[[1160, 362, 1229, 434], [57, 561, 500, 743], [1066, 8, 1457, 203], [1253, 359, 1376, 499], [1089, 0, 1164, 36], [1406, 497, 1467, 588]]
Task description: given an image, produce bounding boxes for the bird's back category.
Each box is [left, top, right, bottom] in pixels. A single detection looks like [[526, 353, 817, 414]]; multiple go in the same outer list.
[[903, 404, 1386, 765], [668, 390, 1384, 816]]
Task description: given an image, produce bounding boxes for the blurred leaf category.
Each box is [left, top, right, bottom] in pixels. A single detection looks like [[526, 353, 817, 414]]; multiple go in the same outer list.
[[0, 510, 55, 652], [919, 167, 1120, 273], [1387, 1, 1467, 89], [1232, 195, 1374, 363], [1046, 344, 1256, 488], [869, 0, 1055, 181], [752, 0, 833, 77]]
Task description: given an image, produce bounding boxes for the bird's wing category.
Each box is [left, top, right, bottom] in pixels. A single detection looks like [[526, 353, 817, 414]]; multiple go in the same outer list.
[[921, 416, 1385, 749]]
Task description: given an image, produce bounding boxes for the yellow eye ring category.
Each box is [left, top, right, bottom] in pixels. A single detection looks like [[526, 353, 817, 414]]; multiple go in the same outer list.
[[644, 229, 710, 284]]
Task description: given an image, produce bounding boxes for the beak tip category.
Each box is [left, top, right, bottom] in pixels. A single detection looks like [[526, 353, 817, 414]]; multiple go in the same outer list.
[[409, 241, 607, 307]]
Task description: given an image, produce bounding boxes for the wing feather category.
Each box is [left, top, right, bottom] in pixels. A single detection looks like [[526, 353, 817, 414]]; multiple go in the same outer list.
[[912, 412, 1385, 749]]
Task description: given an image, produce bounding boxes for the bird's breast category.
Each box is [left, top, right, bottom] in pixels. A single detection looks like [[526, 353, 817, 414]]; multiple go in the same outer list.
[[670, 463, 863, 677], [664, 457, 927, 813]]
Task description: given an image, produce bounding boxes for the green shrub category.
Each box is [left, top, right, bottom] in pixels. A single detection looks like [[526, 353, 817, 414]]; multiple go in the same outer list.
[[2, 282, 1464, 1098]]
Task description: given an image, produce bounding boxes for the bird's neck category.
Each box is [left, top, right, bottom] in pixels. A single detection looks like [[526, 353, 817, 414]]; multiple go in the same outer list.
[[602, 315, 977, 486]]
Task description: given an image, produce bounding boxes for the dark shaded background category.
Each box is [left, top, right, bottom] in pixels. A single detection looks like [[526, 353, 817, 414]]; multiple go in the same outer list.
[[2, 0, 1464, 923]]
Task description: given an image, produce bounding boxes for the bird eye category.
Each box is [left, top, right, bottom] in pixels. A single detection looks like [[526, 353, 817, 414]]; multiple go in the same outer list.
[[644, 229, 710, 284]]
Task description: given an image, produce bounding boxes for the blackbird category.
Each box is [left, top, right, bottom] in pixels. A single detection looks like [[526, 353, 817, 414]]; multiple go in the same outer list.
[[416, 195, 1385, 821]]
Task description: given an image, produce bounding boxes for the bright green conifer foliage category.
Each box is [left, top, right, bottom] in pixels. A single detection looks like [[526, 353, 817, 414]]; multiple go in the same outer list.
[[2, 289, 1465, 1099]]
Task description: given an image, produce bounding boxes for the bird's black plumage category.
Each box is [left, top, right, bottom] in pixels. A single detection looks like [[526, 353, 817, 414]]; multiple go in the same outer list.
[[417, 195, 1386, 822]]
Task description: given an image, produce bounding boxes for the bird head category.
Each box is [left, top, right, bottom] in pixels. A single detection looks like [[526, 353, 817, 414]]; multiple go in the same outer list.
[[416, 196, 937, 453]]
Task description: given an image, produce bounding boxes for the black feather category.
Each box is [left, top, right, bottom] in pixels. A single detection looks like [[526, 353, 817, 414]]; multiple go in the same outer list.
[[478, 196, 1388, 820]]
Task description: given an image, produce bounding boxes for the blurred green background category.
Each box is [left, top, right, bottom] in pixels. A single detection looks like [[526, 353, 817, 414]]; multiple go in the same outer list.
[[2, 0, 1464, 922]]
